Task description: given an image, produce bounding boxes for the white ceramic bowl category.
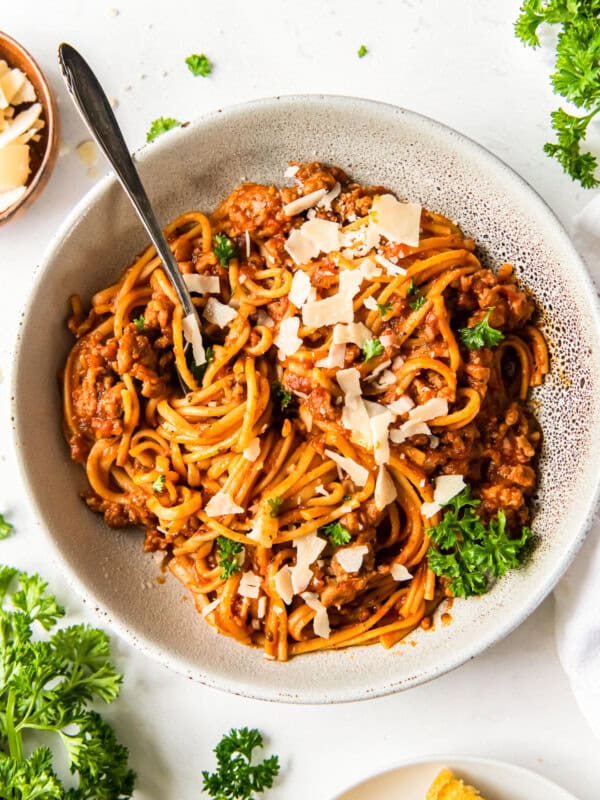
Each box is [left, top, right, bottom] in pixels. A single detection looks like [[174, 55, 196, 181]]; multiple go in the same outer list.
[[12, 96, 600, 703]]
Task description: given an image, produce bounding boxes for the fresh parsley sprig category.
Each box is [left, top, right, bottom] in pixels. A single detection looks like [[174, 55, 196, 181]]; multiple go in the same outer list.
[[361, 337, 384, 362], [376, 302, 393, 317], [267, 498, 283, 518], [133, 315, 145, 332], [185, 53, 213, 77], [427, 487, 531, 597], [515, 1, 600, 187], [0, 567, 135, 797], [214, 234, 237, 267], [146, 116, 181, 142], [407, 279, 426, 311], [216, 536, 244, 580], [320, 520, 352, 546], [270, 382, 293, 411], [202, 727, 280, 800], [459, 308, 505, 349]]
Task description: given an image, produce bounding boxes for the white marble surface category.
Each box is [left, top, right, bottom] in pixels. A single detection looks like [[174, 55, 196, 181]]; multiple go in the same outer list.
[[0, 2, 598, 798]]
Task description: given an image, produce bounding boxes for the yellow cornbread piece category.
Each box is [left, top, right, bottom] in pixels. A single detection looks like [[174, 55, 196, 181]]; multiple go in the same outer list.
[[426, 768, 485, 799]]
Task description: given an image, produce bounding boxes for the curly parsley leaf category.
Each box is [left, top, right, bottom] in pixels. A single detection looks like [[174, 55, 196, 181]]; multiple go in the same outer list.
[[361, 337, 384, 362], [202, 727, 280, 800], [515, 0, 600, 187], [152, 474, 166, 493], [133, 315, 145, 332], [0, 568, 134, 797], [0, 513, 13, 540], [459, 308, 505, 349], [146, 116, 181, 142], [376, 302, 393, 317], [270, 382, 293, 411], [427, 487, 531, 597], [320, 520, 352, 546], [185, 53, 213, 77], [216, 536, 244, 580], [267, 498, 283, 518], [407, 280, 426, 311], [214, 233, 237, 267], [357, 44, 368, 58]]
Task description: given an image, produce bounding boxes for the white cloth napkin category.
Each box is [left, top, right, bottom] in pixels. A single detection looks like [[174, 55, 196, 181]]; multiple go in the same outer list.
[[554, 191, 600, 739]]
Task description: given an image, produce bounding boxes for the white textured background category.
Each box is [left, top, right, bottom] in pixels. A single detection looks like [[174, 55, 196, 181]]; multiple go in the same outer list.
[[0, 2, 598, 798]]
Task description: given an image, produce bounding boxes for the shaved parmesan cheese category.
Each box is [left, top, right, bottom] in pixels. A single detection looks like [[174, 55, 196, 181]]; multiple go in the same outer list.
[[301, 218, 341, 253], [334, 545, 369, 573], [182, 312, 206, 366], [409, 397, 449, 423], [359, 258, 383, 279], [367, 405, 393, 465], [389, 420, 431, 444], [284, 164, 299, 178], [10, 76, 36, 106], [371, 194, 421, 247], [0, 69, 25, 105], [243, 437, 261, 462], [302, 268, 363, 328], [0, 144, 29, 191], [238, 570, 262, 599], [283, 188, 327, 216], [288, 270, 312, 308], [205, 491, 244, 517], [315, 342, 346, 368], [293, 531, 327, 566], [363, 296, 378, 311], [392, 355, 405, 369], [255, 309, 274, 328], [387, 395, 415, 416], [375, 465, 397, 510], [315, 484, 328, 496], [274, 565, 294, 605], [375, 252, 407, 275], [324, 448, 369, 486], [319, 181, 341, 209], [375, 369, 396, 388], [342, 221, 381, 256], [204, 297, 238, 328], [274, 316, 302, 358], [301, 592, 331, 639], [391, 563, 413, 582], [0, 103, 42, 149], [257, 595, 267, 618], [183, 274, 220, 295], [336, 366, 362, 397], [201, 597, 222, 617], [244, 230, 251, 258], [284, 227, 320, 265], [421, 474, 466, 518], [332, 322, 372, 346]]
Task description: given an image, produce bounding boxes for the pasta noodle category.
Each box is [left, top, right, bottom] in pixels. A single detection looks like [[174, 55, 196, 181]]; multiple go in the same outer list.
[[62, 162, 548, 661]]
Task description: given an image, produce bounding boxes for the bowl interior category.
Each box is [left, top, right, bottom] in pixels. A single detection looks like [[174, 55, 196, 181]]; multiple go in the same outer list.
[[12, 96, 600, 703], [0, 30, 59, 224]]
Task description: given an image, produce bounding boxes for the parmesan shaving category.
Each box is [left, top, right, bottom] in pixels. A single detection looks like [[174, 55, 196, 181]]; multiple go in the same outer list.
[[391, 563, 413, 582], [201, 597, 222, 618], [274, 316, 302, 357], [288, 270, 312, 308], [283, 188, 327, 216], [363, 296, 378, 311], [315, 342, 346, 368], [238, 571, 262, 599], [389, 420, 431, 443], [409, 397, 449, 423], [300, 592, 331, 639], [375, 252, 407, 275], [182, 312, 206, 366], [274, 565, 294, 605], [204, 491, 244, 517], [371, 194, 421, 247], [387, 395, 415, 416], [255, 309, 275, 328], [204, 297, 238, 328], [302, 268, 363, 328], [323, 448, 369, 486], [243, 437, 261, 462], [318, 181, 341, 208], [421, 474, 466, 518], [375, 465, 397, 510], [183, 274, 220, 295], [334, 545, 369, 573], [332, 322, 372, 346], [284, 227, 320, 264], [301, 218, 341, 253]]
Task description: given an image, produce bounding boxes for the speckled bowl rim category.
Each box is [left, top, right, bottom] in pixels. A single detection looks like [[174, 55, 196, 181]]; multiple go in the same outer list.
[[12, 94, 600, 704]]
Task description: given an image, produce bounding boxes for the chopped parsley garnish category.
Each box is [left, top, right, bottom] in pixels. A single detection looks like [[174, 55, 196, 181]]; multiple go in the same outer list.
[[271, 382, 293, 411], [408, 295, 426, 311], [152, 474, 166, 493], [427, 486, 531, 598], [185, 53, 213, 77], [191, 344, 214, 384], [459, 308, 505, 349], [202, 727, 280, 800], [320, 520, 352, 546], [0, 567, 135, 797], [361, 337, 384, 361], [214, 233, 237, 267], [267, 498, 283, 518], [377, 302, 393, 317], [515, 1, 600, 188], [357, 44, 368, 58], [0, 513, 13, 540], [146, 116, 181, 142], [133, 315, 145, 332], [342, 494, 352, 502], [407, 280, 426, 310], [216, 537, 244, 580]]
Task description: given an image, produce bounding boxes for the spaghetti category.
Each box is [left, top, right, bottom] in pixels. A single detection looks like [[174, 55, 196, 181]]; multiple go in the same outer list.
[[62, 162, 548, 660]]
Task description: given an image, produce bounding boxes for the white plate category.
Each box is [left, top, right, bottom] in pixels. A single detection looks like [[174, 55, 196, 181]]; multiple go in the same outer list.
[[333, 756, 579, 800], [12, 95, 600, 702]]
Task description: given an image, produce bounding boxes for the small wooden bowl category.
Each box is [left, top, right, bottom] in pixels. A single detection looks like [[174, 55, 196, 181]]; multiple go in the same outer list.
[[0, 31, 59, 225]]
